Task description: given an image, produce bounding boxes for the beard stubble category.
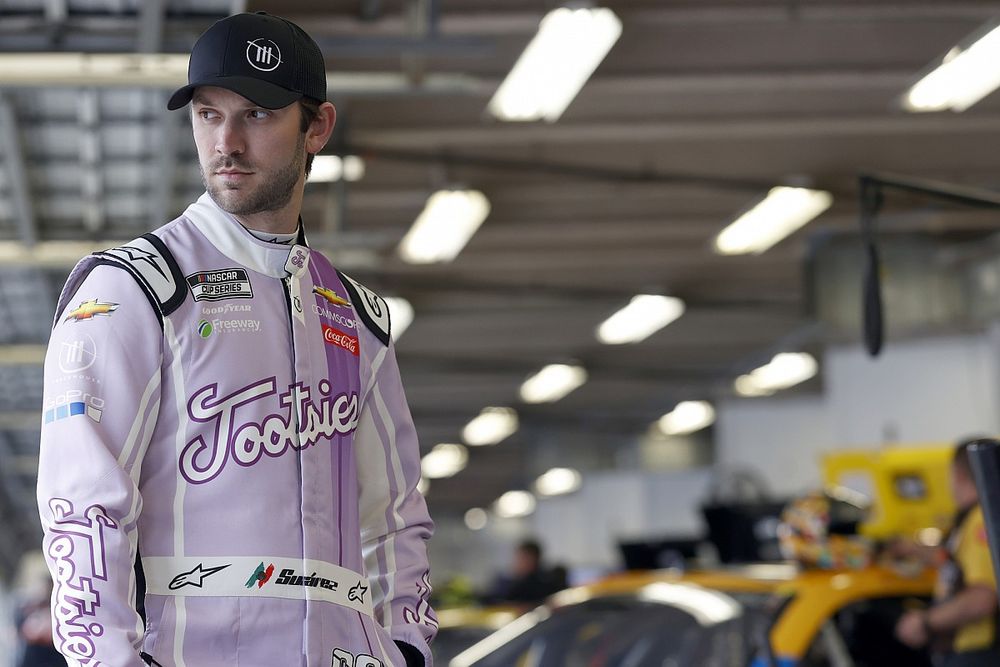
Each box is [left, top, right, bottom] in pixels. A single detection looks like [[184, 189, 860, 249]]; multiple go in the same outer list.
[[202, 133, 306, 216]]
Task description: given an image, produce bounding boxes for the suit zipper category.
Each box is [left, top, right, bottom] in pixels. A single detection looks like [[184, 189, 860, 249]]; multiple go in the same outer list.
[[281, 274, 309, 666], [280, 276, 301, 435]]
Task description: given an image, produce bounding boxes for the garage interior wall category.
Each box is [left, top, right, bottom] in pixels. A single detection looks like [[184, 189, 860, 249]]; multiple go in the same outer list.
[[438, 328, 1000, 582], [719, 330, 1000, 496]]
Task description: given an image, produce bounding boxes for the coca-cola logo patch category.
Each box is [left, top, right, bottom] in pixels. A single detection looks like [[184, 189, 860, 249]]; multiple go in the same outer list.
[[322, 325, 359, 356]]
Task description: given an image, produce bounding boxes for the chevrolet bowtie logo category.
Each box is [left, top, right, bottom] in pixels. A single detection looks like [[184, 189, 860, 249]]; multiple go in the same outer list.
[[64, 299, 119, 322], [313, 286, 351, 308]]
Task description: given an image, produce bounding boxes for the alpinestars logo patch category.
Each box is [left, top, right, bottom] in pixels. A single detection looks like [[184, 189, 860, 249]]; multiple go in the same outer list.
[[169, 563, 230, 590]]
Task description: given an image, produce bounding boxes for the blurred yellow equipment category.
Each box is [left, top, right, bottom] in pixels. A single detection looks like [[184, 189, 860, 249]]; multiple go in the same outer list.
[[822, 445, 956, 541]]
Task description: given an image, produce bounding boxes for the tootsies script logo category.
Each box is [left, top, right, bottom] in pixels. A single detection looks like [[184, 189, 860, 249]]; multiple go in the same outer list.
[[46, 499, 118, 662], [180, 378, 360, 484]]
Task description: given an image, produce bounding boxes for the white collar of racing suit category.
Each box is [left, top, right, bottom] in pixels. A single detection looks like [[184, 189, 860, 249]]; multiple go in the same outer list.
[[183, 192, 310, 279]]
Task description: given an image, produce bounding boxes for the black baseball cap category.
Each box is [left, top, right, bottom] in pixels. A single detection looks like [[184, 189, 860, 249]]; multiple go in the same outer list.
[[167, 12, 327, 111]]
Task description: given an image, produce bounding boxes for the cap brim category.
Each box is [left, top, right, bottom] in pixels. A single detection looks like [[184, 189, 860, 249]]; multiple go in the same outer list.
[[167, 76, 304, 111]]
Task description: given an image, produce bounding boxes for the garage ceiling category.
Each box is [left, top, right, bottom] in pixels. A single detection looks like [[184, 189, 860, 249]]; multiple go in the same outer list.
[[0, 0, 999, 576]]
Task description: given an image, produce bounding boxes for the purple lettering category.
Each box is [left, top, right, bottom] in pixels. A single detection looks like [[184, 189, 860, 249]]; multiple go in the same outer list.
[[46, 499, 119, 661], [181, 378, 360, 484]]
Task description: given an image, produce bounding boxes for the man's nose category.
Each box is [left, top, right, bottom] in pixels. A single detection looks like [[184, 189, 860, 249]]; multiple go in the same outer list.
[[215, 119, 245, 156]]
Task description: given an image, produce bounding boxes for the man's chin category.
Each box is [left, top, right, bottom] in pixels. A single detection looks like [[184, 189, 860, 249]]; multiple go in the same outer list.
[[207, 187, 252, 214]]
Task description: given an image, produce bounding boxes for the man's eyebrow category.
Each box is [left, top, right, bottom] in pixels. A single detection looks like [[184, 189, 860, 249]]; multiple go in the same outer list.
[[191, 92, 212, 106]]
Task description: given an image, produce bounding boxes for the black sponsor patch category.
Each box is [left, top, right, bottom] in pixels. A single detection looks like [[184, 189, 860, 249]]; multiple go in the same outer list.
[[336, 270, 390, 347], [186, 268, 254, 302]]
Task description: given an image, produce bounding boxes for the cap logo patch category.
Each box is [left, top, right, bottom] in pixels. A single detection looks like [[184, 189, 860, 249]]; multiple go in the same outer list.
[[246, 38, 282, 71]]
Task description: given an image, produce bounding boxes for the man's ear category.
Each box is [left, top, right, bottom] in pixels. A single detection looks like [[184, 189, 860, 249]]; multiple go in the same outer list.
[[306, 102, 337, 155]]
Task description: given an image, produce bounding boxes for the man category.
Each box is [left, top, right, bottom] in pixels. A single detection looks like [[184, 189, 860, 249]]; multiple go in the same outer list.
[[896, 439, 1000, 666], [484, 540, 565, 606], [36, 12, 436, 667]]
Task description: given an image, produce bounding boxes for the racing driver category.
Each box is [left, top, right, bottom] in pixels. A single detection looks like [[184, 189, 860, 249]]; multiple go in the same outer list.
[[37, 12, 436, 667]]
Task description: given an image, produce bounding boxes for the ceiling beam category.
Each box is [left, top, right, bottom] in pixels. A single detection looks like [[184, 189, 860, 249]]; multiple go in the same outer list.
[[137, 0, 166, 54], [0, 57, 480, 95], [0, 240, 130, 268], [0, 346, 45, 367], [360, 0, 382, 22], [355, 113, 1000, 149], [0, 94, 37, 247], [0, 3, 992, 49], [79, 88, 105, 232], [582, 70, 918, 96], [0, 67, 924, 97], [288, 3, 999, 36], [346, 144, 771, 192], [151, 96, 180, 227], [44, 0, 68, 47]]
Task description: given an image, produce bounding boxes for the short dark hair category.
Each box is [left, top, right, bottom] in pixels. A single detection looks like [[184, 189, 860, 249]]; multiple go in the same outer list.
[[518, 540, 542, 561], [299, 98, 322, 177]]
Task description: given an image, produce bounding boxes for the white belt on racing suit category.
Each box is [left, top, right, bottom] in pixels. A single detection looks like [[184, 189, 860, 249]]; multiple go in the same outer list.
[[141, 556, 374, 617]]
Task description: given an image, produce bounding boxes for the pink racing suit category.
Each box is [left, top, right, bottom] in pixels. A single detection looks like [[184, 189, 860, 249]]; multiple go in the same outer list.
[[37, 193, 437, 666]]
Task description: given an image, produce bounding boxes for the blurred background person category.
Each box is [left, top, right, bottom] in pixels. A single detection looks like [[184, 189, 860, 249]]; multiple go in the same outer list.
[[12, 551, 64, 667], [895, 439, 1000, 667], [483, 539, 567, 606]]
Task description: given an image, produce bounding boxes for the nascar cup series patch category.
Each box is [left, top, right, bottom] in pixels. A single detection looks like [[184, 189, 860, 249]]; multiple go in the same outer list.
[[186, 268, 254, 302]]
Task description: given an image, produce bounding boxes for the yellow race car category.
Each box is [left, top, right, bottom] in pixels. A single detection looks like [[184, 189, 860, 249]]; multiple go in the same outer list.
[[447, 564, 935, 667], [447, 446, 950, 666]]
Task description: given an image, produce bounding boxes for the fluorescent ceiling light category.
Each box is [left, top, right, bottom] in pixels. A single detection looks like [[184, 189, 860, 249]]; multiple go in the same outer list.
[[734, 352, 818, 397], [306, 155, 366, 183], [535, 467, 582, 497], [519, 364, 587, 403], [658, 400, 716, 436], [398, 189, 491, 264], [462, 407, 518, 446], [489, 6, 622, 122], [0, 53, 189, 87], [420, 443, 469, 479], [494, 490, 537, 518], [384, 297, 414, 342], [904, 23, 1000, 112], [596, 294, 685, 345], [0, 344, 46, 366], [464, 507, 489, 531], [0, 55, 478, 94], [715, 187, 833, 255], [342, 156, 366, 181], [417, 477, 430, 495], [733, 375, 773, 397]]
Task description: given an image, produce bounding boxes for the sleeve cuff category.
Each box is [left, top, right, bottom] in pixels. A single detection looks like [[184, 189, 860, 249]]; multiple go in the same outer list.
[[394, 640, 425, 667]]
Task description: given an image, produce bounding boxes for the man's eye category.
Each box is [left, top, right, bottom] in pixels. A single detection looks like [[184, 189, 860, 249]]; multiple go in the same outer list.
[[198, 109, 219, 120], [249, 109, 270, 119]]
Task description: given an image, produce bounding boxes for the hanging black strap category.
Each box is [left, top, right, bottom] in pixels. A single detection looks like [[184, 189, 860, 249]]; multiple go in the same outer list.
[[858, 176, 885, 357]]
